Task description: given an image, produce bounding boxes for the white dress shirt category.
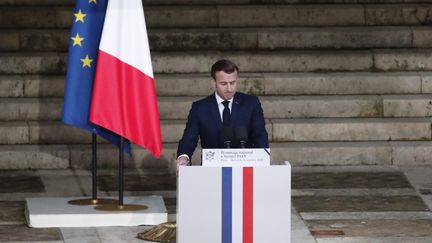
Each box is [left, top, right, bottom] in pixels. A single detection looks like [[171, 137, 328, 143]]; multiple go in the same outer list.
[[215, 93, 233, 122]]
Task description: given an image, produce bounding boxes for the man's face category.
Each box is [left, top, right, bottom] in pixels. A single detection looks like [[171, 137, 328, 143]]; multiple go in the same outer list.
[[212, 70, 238, 100]]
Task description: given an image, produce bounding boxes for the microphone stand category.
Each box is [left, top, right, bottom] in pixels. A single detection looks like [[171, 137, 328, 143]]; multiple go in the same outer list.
[[223, 140, 232, 148]]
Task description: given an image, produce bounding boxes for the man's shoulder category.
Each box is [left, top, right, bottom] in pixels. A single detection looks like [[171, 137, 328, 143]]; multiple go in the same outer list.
[[190, 94, 215, 109], [194, 94, 214, 104], [235, 92, 256, 98], [235, 92, 260, 103]]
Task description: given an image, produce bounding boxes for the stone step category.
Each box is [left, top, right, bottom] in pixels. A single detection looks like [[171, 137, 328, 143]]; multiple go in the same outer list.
[[2, 72, 431, 98], [271, 118, 432, 142], [0, 0, 72, 5], [153, 49, 432, 73], [279, 141, 432, 166], [1, 27, 430, 51], [3, 95, 432, 121], [1, 50, 432, 74], [148, 26, 430, 51], [0, 143, 173, 170], [1, 141, 431, 170], [1, 5, 431, 29], [0, 118, 430, 145], [0, 29, 69, 52], [0, 75, 65, 98], [0, 52, 67, 74], [0, 0, 429, 6]]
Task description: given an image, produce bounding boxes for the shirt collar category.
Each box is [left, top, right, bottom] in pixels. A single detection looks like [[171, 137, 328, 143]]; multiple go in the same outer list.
[[215, 92, 234, 104]]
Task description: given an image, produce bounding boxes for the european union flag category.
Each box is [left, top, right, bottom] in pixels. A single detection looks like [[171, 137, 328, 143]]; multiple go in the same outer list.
[[62, 0, 130, 151]]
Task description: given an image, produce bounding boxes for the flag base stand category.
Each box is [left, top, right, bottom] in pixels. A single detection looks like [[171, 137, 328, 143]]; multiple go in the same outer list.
[[68, 198, 118, 206], [94, 203, 147, 211], [137, 222, 176, 243], [25, 196, 167, 228]]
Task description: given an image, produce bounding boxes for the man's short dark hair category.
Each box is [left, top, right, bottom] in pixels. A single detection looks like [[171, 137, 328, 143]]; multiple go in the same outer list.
[[211, 59, 239, 80]]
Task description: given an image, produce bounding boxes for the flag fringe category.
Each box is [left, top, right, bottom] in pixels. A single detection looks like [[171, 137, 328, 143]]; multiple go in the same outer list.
[[137, 222, 176, 242]]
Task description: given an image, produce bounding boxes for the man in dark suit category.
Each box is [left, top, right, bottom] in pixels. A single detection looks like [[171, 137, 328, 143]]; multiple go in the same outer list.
[[176, 59, 269, 170]]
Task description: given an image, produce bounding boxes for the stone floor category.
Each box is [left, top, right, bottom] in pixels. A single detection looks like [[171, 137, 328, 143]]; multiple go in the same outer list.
[[1, 166, 432, 242]]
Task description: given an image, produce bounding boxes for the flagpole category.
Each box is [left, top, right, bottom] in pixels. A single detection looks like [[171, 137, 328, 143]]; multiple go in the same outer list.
[[92, 133, 98, 203], [68, 133, 117, 206], [119, 137, 124, 207], [94, 137, 147, 211]]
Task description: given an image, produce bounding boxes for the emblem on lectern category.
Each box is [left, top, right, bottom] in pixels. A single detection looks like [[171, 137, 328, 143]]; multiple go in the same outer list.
[[205, 151, 215, 161]]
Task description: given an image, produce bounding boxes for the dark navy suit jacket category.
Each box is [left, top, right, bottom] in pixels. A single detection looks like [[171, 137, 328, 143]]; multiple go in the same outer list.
[[177, 92, 269, 159]]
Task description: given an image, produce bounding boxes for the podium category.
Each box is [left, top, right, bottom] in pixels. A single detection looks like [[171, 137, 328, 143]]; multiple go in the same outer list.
[[177, 149, 291, 243]]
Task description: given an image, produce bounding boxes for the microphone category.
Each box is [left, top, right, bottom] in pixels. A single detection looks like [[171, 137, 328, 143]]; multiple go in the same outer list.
[[235, 126, 248, 148], [220, 127, 234, 148]]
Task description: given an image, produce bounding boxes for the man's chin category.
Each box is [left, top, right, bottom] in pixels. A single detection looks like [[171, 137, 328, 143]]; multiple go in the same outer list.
[[224, 93, 235, 100]]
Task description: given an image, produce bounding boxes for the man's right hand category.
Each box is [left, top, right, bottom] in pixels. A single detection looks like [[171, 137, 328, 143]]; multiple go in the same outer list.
[[176, 156, 189, 176]]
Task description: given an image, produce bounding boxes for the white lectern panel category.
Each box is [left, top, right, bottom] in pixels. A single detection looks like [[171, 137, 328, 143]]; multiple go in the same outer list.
[[177, 165, 291, 243], [177, 167, 222, 243], [254, 166, 291, 242]]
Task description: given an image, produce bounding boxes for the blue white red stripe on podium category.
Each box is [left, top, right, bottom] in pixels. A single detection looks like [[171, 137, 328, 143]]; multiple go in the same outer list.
[[222, 167, 254, 243]]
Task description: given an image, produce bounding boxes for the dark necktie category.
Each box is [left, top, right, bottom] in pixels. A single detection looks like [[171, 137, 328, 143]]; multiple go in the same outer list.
[[222, 100, 230, 127]]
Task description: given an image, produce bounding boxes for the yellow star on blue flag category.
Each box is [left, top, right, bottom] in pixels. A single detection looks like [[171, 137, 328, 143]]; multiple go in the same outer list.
[[74, 9, 87, 23], [81, 55, 93, 68], [71, 33, 84, 46]]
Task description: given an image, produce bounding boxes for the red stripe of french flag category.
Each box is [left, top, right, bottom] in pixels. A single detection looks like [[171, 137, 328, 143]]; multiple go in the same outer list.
[[89, 0, 162, 157], [243, 167, 254, 243]]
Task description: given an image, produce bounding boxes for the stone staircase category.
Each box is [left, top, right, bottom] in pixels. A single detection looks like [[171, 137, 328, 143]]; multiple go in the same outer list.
[[1, 0, 432, 171]]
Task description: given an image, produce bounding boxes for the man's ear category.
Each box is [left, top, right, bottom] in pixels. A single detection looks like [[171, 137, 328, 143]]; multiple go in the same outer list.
[[210, 79, 216, 89]]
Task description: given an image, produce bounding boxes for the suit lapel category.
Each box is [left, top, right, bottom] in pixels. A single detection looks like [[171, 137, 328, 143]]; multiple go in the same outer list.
[[230, 93, 241, 127], [208, 94, 222, 129]]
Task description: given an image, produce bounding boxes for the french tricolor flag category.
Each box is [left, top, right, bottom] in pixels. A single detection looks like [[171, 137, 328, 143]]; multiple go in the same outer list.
[[89, 0, 162, 157], [178, 166, 291, 243]]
